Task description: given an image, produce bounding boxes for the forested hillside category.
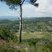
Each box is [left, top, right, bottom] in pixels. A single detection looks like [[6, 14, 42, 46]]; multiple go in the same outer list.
[[0, 17, 52, 33], [0, 17, 52, 52]]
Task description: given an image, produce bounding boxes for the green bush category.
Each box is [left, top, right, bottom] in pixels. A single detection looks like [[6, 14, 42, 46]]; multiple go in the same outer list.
[[0, 44, 18, 52], [0, 43, 26, 52], [22, 38, 39, 46], [0, 27, 18, 42]]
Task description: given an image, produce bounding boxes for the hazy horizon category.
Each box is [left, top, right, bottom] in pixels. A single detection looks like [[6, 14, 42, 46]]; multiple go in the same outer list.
[[0, 16, 52, 20]]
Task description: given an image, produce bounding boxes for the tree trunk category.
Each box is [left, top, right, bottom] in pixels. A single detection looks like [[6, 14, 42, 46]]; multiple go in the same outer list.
[[19, 4, 22, 43]]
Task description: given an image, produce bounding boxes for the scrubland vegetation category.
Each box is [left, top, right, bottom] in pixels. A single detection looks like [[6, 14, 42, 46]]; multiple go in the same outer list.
[[0, 17, 52, 52]]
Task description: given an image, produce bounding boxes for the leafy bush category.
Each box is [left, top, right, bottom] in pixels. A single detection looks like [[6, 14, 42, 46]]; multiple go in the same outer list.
[[0, 43, 26, 52], [22, 38, 39, 46], [0, 27, 18, 42]]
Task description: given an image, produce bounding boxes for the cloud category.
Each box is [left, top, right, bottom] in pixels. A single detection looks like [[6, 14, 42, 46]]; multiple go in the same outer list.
[[22, 0, 52, 17], [0, 0, 52, 17]]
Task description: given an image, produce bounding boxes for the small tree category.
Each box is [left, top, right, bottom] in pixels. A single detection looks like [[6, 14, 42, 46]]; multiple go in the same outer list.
[[0, 0, 39, 43]]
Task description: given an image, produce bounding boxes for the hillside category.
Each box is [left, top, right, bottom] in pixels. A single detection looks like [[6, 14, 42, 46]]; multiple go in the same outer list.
[[0, 17, 52, 32], [0, 17, 52, 52]]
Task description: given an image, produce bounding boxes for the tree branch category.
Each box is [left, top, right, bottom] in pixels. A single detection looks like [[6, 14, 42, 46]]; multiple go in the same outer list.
[[21, 0, 25, 5]]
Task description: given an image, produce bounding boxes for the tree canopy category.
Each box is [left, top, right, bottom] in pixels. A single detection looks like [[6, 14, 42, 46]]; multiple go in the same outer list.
[[0, 0, 38, 9], [0, 0, 21, 5]]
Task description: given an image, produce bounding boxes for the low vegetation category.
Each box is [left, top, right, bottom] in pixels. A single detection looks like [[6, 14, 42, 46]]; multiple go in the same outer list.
[[0, 17, 52, 52]]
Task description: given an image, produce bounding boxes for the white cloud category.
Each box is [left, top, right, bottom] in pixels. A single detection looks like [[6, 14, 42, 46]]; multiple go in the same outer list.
[[0, 0, 52, 17], [36, 0, 48, 12], [22, 0, 52, 17]]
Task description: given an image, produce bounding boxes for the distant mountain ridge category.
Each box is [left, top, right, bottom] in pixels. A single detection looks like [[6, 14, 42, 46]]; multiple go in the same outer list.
[[0, 16, 18, 20], [0, 16, 52, 21]]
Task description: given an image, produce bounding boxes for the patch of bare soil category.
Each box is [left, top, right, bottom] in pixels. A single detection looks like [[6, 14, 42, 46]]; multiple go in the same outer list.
[[0, 38, 6, 45]]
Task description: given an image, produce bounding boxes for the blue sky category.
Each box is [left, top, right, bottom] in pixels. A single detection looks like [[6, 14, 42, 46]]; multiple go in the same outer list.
[[0, 0, 52, 17]]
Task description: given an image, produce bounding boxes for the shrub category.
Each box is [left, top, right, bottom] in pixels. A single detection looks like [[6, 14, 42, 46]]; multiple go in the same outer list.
[[0, 27, 18, 42]]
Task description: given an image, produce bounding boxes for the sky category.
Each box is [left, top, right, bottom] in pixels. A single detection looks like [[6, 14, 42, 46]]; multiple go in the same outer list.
[[0, 0, 52, 17]]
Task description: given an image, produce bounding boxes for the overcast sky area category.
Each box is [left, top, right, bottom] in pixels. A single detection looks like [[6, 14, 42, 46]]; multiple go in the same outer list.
[[0, 0, 52, 17]]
